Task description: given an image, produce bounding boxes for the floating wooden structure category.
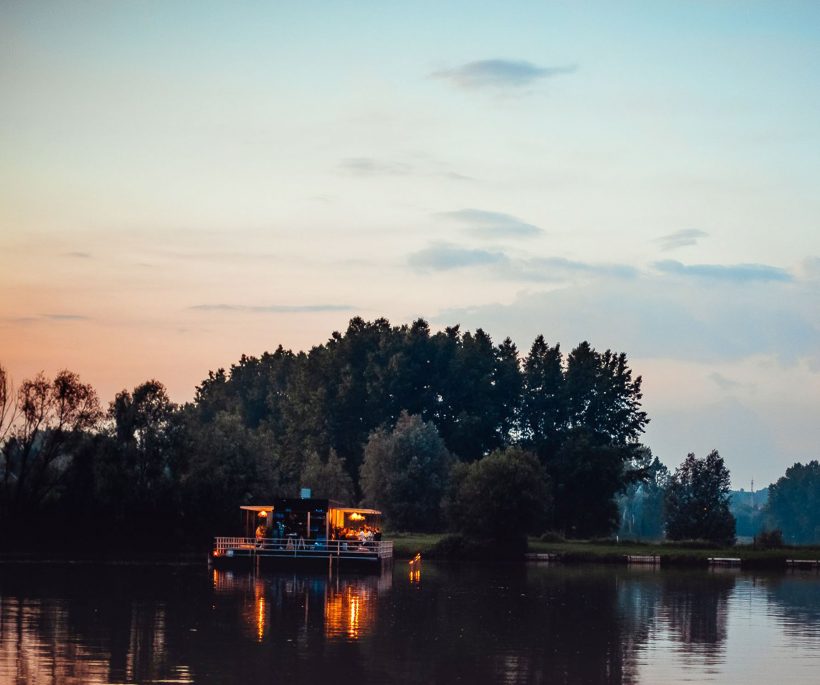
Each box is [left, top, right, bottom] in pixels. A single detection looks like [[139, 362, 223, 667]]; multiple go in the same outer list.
[[524, 553, 557, 562], [708, 557, 741, 567], [212, 497, 392, 570], [786, 559, 820, 569], [627, 555, 660, 565]]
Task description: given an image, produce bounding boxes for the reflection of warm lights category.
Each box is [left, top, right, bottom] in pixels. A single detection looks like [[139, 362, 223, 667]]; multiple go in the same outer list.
[[349, 512, 365, 521], [212, 569, 238, 592], [325, 585, 374, 641], [408, 552, 422, 584], [349, 595, 360, 638], [254, 580, 266, 642]]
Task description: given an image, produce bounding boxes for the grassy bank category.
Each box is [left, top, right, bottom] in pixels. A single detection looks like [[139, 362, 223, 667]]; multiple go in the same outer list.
[[388, 532, 446, 559], [5, 534, 819, 568], [530, 538, 820, 568], [389, 531, 820, 567]]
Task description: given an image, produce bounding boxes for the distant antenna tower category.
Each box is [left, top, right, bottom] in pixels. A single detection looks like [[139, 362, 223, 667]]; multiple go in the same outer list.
[[751, 478, 755, 509]]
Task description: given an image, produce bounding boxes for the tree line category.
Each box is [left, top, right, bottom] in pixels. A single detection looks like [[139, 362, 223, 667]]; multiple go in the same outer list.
[[0, 317, 647, 548], [1, 316, 816, 551]]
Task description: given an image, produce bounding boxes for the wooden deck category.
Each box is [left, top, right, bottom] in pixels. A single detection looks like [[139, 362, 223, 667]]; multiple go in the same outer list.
[[212, 536, 393, 567]]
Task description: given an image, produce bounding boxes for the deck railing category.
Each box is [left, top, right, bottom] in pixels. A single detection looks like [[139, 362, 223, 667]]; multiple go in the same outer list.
[[213, 536, 393, 560]]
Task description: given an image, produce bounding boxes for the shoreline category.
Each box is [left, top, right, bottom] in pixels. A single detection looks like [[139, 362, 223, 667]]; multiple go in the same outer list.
[[2, 535, 820, 571]]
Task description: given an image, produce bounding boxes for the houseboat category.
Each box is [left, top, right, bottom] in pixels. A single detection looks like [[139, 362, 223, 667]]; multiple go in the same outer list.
[[212, 495, 393, 570]]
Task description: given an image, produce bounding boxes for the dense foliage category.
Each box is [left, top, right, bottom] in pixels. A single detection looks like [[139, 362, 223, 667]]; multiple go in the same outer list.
[[300, 449, 355, 504], [0, 317, 654, 549], [665, 451, 736, 545], [360, 412, 452, 531], [445, 447, 550, 549], [766, 461, 820, 544]]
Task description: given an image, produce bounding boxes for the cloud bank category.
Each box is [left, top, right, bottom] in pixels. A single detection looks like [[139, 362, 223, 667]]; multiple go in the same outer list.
[[408, 243, 637, 281], [432, 59, 576, 89], [435, 268, 817, 364], [654, 260, 792, 283]]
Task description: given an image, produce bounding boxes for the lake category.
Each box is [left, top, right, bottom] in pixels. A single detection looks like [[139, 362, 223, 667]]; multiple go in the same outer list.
[[1, 561, 819, 684]]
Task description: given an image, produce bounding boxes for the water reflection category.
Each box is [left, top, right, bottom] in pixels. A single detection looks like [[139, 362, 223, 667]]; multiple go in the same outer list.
[[0, 565, 194, 685], [408, 553, 422, 585], [2, 563, 820, 684], [656, 570, 734, 656], [761, 571, 820, 642], [212, 567, 390, 643]]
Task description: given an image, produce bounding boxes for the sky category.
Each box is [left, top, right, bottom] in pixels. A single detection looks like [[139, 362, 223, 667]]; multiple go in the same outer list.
[[2, 1, 819, 488]]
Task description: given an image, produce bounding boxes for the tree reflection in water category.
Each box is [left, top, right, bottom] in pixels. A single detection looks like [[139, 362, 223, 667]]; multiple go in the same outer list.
[[759, 571, 820, 642], [2, 563, 820, 685], [0, 565, 193, 685], [656, 569, 735, 660]]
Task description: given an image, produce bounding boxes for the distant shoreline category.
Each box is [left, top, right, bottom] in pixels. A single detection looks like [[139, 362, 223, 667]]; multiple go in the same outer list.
[[2, 535, 820, 570]]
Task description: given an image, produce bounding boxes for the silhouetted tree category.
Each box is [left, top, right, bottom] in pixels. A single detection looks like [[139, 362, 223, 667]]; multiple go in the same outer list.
[[181, 411, 285, 541], [519, 336, 564, 455], [665, 451, 735, 545], [109, 380, 178, 495], [766, 461, 820, 544], [550, 428, 631, 538], [0, 364, 15, 446], [300, 449, 355, 503], [360, 412, 452, 531], [564, 342, 647, 444], [94, 380, 183, 538], [445, 447, 549, 548], [1, 370, 101, 523]]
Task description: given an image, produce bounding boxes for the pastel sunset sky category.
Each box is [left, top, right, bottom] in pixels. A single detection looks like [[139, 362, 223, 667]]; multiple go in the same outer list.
[[2, 1, 819, 487]]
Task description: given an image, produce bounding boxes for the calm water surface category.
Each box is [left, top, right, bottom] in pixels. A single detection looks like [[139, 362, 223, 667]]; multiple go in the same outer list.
[[1, 561, 819, 684]]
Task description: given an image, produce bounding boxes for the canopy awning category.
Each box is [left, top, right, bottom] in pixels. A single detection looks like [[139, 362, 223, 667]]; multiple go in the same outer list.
[[332, 507, 382, 515], [239, 505, 275, 512]]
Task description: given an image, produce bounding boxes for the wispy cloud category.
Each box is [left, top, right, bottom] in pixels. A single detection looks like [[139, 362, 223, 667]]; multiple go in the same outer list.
[[408, 243, 636, 281], [43, 313, 89, 321], [190, 304, 354, 313], [4, 313, 90, 324], [439, 208, 543, 238], [64, 251, 92, 259], [408, 243, 506, 271], [442, 171, 475, 182], [654, 260, 792, 283], [339, 156, 473, 181], [656, 229, 708, 251], [432, 59, 576, 89], [339, 157, 411, 176]]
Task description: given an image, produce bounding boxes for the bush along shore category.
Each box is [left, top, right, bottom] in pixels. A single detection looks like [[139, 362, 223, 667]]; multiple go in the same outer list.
[[390, 533, 820, 570]]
